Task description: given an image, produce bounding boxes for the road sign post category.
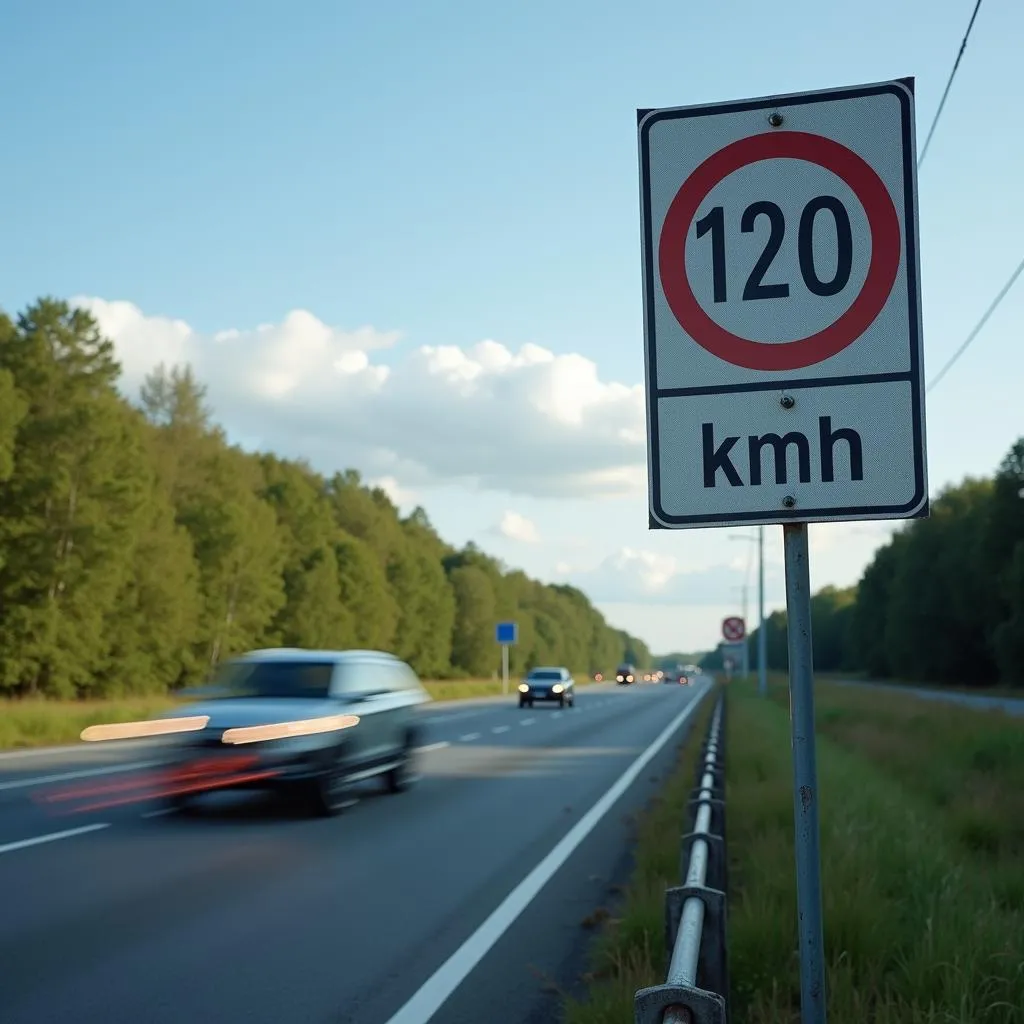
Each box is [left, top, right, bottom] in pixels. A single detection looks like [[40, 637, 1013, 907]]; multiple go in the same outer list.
[[495, 622, 518, 695], [638, 79, 928, 1024]]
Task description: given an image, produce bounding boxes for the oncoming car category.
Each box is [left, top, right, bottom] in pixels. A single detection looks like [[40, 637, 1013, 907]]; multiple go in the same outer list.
[[156, 649, 430, 816], [518, 667, 575, 708], [615, 664, 636, 685]]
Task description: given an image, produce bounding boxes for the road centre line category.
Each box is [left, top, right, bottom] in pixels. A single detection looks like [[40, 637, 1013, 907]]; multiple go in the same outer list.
[[0, 760, 163, 793], [458, 733, 481, 743], [415, 742, 450, 753], [382, 682, 712, 1024], [491, 726, 510, 734], [0, 823, 110, 856]]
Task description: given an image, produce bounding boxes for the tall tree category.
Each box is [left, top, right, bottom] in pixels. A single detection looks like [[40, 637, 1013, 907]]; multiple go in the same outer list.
[[0, 300, 152, 696]]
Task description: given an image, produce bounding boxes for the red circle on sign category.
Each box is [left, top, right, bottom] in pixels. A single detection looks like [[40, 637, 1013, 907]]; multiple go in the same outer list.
[[658, 131, 901, 372], [722, 617, 745, 641]]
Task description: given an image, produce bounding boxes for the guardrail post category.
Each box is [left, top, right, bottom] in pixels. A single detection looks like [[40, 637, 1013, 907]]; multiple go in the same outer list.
[[665, 885, 728, 997]]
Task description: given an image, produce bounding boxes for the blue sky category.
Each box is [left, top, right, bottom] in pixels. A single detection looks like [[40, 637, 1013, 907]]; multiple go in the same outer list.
[[1, 0, 1021, 653]]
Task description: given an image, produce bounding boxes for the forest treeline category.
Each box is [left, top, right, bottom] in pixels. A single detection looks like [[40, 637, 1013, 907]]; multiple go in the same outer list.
[[0, 299, 651, 698], [730, 439, 1024, 688]]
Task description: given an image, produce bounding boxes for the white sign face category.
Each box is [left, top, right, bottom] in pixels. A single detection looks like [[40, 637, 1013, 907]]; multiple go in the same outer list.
[[638, 80, 928, 529]]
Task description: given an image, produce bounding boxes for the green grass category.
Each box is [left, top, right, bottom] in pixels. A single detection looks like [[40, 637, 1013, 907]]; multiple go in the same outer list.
[[791, 669, 1022, 702], [760, 671, 1024, 921], [563, 676, 1024, 1023], [727, 678, 1024, 1022], [0, 696, 182, 750], [0, 676, 601, 751], [560, 688, 719, 1023]]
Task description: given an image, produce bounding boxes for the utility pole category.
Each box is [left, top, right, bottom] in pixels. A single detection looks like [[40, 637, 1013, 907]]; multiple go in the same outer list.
[[731, 583, 750, 678], [758, 526, 767, 697], [730, 530, 766, 690]]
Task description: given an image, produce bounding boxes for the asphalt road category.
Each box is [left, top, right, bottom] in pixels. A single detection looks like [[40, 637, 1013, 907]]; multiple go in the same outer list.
[[0, 679, 713, 1024], [834, 679, 1024, 717]]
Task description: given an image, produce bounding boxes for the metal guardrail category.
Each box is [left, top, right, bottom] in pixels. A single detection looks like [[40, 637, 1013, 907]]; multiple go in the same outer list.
[[635, 690, 729, 1024]]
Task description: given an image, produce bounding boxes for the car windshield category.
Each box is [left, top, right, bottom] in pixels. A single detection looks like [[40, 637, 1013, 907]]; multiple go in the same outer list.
[[528, 670, 563, 681], [617, 666, 633, 673], [209, 659, 335, 699]]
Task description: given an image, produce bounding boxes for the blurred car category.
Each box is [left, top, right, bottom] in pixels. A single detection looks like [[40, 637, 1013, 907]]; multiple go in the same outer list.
[[663, 664, 696, 684], [615, 663, 636, 685], [518, 667, 575, 708], [158, 648, 429, 816]]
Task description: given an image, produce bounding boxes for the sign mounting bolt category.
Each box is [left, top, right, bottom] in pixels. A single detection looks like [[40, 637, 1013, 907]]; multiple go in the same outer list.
[[780, 394, 795, 409], [782, 495, 796, 508], [768, 112, 784, 127]]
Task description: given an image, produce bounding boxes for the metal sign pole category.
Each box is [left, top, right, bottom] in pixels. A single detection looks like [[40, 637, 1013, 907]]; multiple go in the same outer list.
[[758, 525, 767, 697], [501, 644, 509, 696], [783, 522, 826, 1024]]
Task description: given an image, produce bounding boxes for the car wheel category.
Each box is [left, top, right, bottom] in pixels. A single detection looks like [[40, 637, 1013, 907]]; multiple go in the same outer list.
[[558, 695, 565, 708], [309, 750, 354, 817], [385, 742, 417, 794], [519, 698, 526, 708]]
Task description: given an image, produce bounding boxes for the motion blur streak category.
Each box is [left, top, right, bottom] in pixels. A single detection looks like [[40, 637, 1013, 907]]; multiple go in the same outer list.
[[221, 714, 360, 744], [34, 758, 278, 815], [80, 716, 210, 742]]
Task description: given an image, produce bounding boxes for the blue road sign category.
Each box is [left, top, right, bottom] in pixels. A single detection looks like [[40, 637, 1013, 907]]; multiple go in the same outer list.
[[495, 621, 518, 645]]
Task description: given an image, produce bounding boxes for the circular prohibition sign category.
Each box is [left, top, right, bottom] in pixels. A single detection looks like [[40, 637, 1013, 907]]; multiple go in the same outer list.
[[722, 616, 745, 641], [658, 130, 901, 372]]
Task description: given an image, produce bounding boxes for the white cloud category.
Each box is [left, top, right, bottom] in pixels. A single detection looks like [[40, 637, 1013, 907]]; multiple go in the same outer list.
[[496, 510, 541, 544], [568, 546, 785, 607], [77, 297, 645, 500], [367, 475, 419, 511]]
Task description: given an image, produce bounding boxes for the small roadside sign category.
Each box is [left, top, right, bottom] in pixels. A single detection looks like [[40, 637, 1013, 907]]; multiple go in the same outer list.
[[638, 79, 928, 529], [496, 622, 517, 696], [495, 622, 518, 645], [722, 616, 746, 642]]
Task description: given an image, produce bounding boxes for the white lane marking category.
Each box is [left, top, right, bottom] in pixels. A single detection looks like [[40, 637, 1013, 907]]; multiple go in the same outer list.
[[458, 733, 481, 743], [0, 822, 110, 855], [415, 742, 451, 754], [519, 719, 535, 727], [0, 740, 157, 761], [0, 760, 162, 793], [491, 726, 510, 735], [382, 681, 712, 1024], [551, 712, 562, 720], [141, 808, 175, 819]]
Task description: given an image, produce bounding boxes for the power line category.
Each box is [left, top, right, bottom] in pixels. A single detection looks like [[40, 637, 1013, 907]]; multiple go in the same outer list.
[[927, 253, 1024, 393], [918, 0, 984, 169]]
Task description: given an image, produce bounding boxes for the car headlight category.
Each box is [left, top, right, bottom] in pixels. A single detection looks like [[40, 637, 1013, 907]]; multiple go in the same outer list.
[[552, 684, 564, 694], [518, 683, 529, 693], [616, 675, 624, 681], [627, 675, 634, 682]]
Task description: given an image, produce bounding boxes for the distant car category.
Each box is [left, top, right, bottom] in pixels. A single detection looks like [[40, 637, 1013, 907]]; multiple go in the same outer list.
[[518, 667, 575, 708], [615, 664, 636, 685], [158, 648, 429, 817]]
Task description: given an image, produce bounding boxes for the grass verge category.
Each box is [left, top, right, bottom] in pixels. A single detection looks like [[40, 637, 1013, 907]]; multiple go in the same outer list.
[[560, 686, 719, 1023], [782, 670, 1023, 703], [730, 677, 1023, 1022], [0, 676, 602, 750], [563, 676, 1024, 1024]]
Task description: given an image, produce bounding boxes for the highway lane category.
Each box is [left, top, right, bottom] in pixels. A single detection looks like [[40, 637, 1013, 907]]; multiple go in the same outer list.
[[0, 679, 712, 1024], [834, 679, 1024, 717]]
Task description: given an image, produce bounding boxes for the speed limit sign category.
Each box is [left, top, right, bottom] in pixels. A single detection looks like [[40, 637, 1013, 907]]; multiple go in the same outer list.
[[638, 79, 927, 530]]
